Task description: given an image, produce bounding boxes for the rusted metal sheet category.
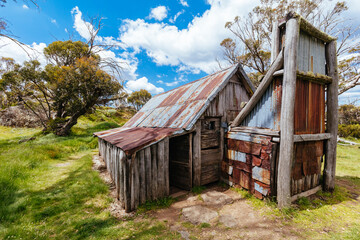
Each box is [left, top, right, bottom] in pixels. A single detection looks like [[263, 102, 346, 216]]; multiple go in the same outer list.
[[241, 78, 282, 130], [123, 64, 241, 130], [227, 150, 247, 163], [227, 138, 262, 155], [254, 182, 269, 196], [252, 166, 270, 185], [94, 127, 180, 155], [294, 79, 325, 134]]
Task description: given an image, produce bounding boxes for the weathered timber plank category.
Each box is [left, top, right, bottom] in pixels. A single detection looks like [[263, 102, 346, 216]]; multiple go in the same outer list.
[[291, 185, 322, 202], [157, 141, 165, 198], [231, 126, 280, 136], [164, 137, 170, 196], [271, 20, 280, 63], [270, 143, 278, 196], [277, 18, 299, 208], [124, 156, 131, 213], [193, 121, 201, 186], [151, 144, 158, 200], [134, 153, 140, 209], [231, 49, 284, 127], [324, 40, 338, 192], [293, 133, 331, 142], [145, 147, 152, 200], [139, 150, 146, 204], [188, 133, 193, 190]]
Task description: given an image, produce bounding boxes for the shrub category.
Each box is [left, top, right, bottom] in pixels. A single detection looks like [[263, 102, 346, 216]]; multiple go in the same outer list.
[[338, 124, 360, 138]]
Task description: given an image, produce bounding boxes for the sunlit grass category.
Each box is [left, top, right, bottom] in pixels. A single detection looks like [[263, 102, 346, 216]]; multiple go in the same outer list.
[[0, 109, 179, 239]]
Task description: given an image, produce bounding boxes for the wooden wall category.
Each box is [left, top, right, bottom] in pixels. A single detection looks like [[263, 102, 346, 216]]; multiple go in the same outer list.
[[98, 138, 169, 213]]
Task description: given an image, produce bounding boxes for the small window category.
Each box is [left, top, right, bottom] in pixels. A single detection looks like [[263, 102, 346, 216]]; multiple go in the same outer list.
[[208, 121, 215, 130]]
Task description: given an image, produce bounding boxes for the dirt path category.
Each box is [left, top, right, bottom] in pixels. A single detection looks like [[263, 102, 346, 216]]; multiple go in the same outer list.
[[93, 154, 303, 239]]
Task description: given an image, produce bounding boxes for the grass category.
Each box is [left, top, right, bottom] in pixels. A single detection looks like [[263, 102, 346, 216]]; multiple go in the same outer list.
[[137, 197, 176, 214], [0, 109, 179, 239], [232, 137, 360, 239]]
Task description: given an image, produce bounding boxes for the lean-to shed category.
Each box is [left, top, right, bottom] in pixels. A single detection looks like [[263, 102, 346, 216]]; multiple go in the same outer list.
[[223, 12, 338, 207], [95, 63, 255, 212]]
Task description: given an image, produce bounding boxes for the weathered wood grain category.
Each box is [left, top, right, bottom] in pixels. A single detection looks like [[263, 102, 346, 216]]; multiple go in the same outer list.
[[192, 121, 201, 186], [139, 150, 146, 204], [151, 144, 158, 200], [271, 20, 280, 63], [164, 138, 170, 196], [144, 147, 152, 200], [324, 40, 339, 192], [277, 18, 299, 208]]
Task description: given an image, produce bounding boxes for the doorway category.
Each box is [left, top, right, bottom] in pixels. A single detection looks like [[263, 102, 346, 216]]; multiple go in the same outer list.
[[169, 134, 192, 191]]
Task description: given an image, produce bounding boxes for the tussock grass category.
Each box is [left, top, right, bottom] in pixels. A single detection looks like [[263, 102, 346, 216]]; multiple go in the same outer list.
[[0, 109, 180, 239]]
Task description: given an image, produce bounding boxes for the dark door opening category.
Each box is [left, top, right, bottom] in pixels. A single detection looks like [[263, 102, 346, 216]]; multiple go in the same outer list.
[[169, 134, 192, 191]]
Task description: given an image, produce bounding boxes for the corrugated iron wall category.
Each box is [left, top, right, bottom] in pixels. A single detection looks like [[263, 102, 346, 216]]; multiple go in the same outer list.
[[297, 31, 326, 75], [241, 78, 282, 130]]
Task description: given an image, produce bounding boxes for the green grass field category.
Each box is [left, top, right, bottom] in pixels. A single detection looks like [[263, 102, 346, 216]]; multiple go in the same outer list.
[[0, 110, 359, 239], [0, 110, 179, 240]]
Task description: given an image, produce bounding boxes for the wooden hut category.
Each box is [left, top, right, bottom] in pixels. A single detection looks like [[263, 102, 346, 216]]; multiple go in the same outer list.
[[95, 64, 255, 212], [223, 12, 338, 207]]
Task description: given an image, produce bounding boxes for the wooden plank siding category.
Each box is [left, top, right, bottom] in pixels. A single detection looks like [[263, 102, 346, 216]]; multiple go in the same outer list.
[[98, 138, 170, 213]]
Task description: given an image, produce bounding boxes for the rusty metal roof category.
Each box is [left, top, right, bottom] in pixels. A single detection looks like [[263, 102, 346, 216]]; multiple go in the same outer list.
[[95, 63, 253, 154], [123, 63, 252, 131], [95, 127, 181, 155]]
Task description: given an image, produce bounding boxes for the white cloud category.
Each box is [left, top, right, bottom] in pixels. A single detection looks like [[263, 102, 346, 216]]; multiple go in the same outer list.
[[179, 0, 189, 7], [0, 37, 47, 66], [71, 6, 95, 41], [169, 10, 184, 23], [126, 77, 164, 94], [119, 0, 258, 74], [157, 74, 187, 87], [22, 4, 29, 9], [149, 6, 168, 21], [50, 18, 57, 25]]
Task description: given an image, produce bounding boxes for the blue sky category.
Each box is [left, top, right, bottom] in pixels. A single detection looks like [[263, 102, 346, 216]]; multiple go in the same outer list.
[[1, 0, 360, 105]]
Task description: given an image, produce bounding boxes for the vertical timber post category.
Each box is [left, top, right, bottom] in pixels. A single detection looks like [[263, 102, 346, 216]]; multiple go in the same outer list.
[[324, 40, 339, 192], [277, 17, 299, 208], [271, 20, 280, 64]]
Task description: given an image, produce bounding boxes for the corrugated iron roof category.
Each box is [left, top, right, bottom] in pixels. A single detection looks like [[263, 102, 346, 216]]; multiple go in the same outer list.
[[123, 63, 248, 131], [95, 63, 254, 154], [94, 127, 180, 155]]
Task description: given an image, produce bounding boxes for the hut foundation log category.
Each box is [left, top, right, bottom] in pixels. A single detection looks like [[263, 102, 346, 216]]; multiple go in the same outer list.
[[231, 49, 284, 127], [324, 40, 339, 192], [277, 17, 299, 208]]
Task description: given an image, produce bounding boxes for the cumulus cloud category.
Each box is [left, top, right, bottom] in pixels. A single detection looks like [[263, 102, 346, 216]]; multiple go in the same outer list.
[[119, 0, 257, 74], [0, 37, 47, 66], [169, 10, 184, 23], [149, 6, 168, 21], [179, 0, 189, 7], [126, 77, 164, 94], [22, 4, 29, 9], [157, 74, 187, 87]]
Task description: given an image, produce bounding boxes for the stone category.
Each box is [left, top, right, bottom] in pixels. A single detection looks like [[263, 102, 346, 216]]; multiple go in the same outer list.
[[182, 206, 218, 225], [178, 230, 190, 240], [219, 214, 238, 228], [201, 191, 233, 206]]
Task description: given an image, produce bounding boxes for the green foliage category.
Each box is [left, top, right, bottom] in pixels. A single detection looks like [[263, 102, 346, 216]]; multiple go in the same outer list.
[[1, 40, 122, 136], [338, 124, 360, 138], [339, 104, 360, 125], [191, 186, 206, 195], [199, 223, 211, 228], [137, 197, 175, 214], [127, 89, 152, 111]]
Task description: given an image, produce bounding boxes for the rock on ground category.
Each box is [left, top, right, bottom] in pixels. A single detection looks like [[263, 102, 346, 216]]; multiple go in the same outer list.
[[201, 191, 233, 206], [182, 205, 218, 225]]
